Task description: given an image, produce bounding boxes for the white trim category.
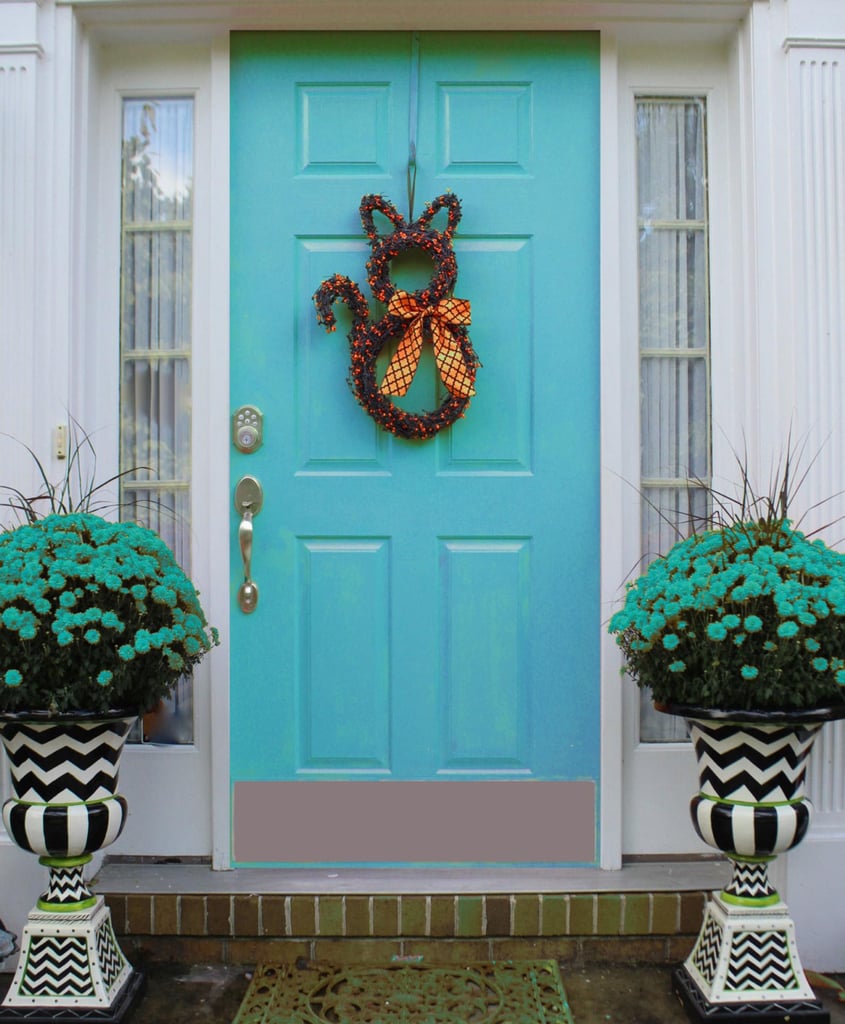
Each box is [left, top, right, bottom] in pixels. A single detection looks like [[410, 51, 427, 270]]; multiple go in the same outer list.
[[63, 0, 754, 33], [0, 43, 43, 55], [208, 32, 232, 871], [783, 37, 845, 51], [614, 43, 743, 855], [84, 44, 218, 857], [598, 30, 623, 871]]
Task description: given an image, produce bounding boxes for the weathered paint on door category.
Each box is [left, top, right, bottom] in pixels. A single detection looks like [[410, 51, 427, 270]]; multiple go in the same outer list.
[[229, 32, 600, 865]]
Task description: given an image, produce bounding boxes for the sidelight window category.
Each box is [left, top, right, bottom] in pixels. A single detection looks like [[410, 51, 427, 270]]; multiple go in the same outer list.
[[635, 97, 712, 741], [119, 96, 195, 743]]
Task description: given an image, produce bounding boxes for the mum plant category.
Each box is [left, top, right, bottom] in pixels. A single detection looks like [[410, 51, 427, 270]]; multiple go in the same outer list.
[[609, 447, 845, 712], [0, 426, 217, 716]]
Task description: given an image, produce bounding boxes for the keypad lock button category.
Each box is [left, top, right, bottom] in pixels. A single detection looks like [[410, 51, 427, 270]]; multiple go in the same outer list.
[[232, 405, 263, 453]]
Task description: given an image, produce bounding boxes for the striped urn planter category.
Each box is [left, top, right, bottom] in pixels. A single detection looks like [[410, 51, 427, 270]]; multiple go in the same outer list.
[[663, 703, 845, 1024], [0, 711, 144, 1022]]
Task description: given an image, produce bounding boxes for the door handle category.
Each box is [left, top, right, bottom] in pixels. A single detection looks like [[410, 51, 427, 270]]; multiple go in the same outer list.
[[234, 475, 263, 614]]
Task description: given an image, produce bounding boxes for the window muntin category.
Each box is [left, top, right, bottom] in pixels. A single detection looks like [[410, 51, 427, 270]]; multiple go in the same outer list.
[[119, 97, 194, 744], [636, 98, 712, 742]]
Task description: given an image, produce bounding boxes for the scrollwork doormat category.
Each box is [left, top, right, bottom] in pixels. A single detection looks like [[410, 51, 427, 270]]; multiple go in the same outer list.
[[232, 960, 575, 1024]]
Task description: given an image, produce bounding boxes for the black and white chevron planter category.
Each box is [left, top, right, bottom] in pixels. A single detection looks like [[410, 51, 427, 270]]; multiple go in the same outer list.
[[662, 704, 845, 1024], [0, 711, 144, 1023]]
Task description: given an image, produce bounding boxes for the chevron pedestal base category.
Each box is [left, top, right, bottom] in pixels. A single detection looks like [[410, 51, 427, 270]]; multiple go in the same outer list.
[[675, 892, 827, 1023], [673, 965, 828, 1023], [0, 897, 143, 1023]]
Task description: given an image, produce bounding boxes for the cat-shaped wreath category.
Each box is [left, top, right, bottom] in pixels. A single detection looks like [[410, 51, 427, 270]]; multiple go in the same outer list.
[[313, 193, 480, 440]]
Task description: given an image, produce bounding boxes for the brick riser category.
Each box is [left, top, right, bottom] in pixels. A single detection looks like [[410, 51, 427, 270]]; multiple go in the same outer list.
[[105, 891, 707, 966]]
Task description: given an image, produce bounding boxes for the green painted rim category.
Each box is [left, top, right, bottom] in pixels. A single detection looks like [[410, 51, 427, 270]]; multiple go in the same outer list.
[[37, 896, 97, 913], [696, 793, 804, 808], [39, 854, 93, 868], [12, 796, 118, 809], [721, 891, 781, 908]]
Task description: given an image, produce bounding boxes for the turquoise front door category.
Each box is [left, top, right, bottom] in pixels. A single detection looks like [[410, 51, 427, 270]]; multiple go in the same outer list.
[[230, 32, 600, 865]]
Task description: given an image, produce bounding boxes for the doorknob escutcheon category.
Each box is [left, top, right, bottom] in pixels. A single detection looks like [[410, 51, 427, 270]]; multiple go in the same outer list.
[[234, 475, 263, 614]]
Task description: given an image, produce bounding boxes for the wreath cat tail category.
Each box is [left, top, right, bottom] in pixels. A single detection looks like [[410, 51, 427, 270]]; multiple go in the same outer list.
[[313, 274, 370, 334]]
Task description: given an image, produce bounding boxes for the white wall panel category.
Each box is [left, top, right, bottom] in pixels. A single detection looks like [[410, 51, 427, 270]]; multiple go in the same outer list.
[[774, 23, 845, 970], [0, 52, 37, 474], [788, 49, 845, 821]]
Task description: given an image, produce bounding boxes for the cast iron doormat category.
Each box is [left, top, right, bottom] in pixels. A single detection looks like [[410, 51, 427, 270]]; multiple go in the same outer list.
[[232, 959, 575, 1024]]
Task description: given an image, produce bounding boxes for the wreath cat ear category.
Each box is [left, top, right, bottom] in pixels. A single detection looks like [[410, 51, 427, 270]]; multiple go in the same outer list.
[[360, 195, 406, 240], [415, 193, 462, 238]]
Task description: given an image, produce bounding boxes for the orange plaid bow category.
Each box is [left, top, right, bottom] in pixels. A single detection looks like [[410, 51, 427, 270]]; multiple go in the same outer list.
[[379, 291, 474, 398]]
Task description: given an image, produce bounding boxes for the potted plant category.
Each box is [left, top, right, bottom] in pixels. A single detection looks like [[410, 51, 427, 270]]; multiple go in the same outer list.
[[0, 427, 217, 1021], [609, 449, 845, 1023]]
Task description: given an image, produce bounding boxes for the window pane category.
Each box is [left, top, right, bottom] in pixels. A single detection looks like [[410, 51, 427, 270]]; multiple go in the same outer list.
[[121, 487, 192, 572], [638, 229, 708, 349], [120, 97, 194, 745], [121, 232, 192, 352], [636, 100, 706, 222], [122, 99, 193, 224], [121, 359, 191, 481], [640, 357, 708, 480], [640, 486, 709, 564]]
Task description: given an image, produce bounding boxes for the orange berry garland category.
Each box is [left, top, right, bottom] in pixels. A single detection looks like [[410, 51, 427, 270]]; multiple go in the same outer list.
[[313, 193, 480, 440]]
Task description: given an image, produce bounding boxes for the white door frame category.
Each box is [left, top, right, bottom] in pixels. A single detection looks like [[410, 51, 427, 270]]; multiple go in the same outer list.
[[614, 41, 750, 855], [78, 42, 228, 858]]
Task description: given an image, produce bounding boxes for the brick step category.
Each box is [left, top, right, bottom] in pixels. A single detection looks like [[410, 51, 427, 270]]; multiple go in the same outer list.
[[103, 890, 709, 966]]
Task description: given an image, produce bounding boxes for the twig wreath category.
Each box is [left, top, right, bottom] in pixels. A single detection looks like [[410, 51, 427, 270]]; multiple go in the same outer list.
[[313, 193, 480, 440]]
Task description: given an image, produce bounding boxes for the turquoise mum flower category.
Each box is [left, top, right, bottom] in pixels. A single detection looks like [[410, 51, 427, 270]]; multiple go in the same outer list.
[[707, 622, 728, 641], [777, 621, 799, 639], [741, 665, 759, 680], [662, 633, 680, 650], [4, 669, 22, 686], [744, 615, 763, 633]]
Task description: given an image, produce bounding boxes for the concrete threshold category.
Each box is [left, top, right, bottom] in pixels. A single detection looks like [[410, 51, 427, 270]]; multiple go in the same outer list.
[[94, 858, 729, 895]]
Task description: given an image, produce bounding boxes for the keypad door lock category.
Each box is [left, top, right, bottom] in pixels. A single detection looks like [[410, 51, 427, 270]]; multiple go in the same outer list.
[[232, 405, 263, 454]]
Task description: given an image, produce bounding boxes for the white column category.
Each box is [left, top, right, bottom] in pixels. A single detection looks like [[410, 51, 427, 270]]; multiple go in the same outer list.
[[0, 1, 40, 470], [0, 0, 52, 947], [743, 0, 845, 973]]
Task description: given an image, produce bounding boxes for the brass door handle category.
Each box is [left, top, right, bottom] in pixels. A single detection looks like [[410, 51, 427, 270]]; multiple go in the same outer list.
[[234, 475, 263, 614]]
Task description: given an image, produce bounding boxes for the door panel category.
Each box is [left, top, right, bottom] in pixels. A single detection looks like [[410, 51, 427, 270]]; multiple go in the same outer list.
[[230, 31, 600, 865]]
